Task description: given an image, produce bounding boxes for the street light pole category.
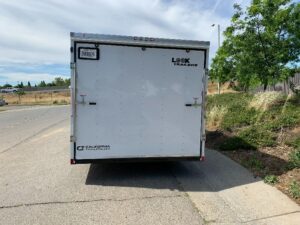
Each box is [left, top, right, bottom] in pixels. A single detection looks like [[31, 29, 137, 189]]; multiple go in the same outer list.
[[217, 24, 220, 48], [217, 24, 220, 94], [212, 23, 221, 94]]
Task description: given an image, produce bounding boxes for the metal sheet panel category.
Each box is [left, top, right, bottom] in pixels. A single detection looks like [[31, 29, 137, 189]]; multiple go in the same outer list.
[[71, 41, 206, 160]]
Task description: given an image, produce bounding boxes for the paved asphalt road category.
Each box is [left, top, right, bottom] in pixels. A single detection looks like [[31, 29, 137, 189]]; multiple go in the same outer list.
[[0, 106, 299, 225]]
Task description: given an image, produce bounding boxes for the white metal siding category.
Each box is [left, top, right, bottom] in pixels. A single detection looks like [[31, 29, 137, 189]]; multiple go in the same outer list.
[[71, 41, 206, 160]]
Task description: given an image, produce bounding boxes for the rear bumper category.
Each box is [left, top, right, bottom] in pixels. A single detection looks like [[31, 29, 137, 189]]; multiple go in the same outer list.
[[71, 156, 205, 164]]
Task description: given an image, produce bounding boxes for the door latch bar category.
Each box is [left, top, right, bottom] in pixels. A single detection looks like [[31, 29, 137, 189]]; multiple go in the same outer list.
[[78, 94, 86, 105], [185, 97, 202, 108]]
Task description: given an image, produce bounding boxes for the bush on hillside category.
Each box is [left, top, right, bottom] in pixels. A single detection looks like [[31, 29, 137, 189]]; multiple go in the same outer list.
[[207, 92, 300, 151], [238, 126, 276, 148]]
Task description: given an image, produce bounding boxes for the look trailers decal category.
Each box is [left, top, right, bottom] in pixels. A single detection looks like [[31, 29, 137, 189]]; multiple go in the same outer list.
[[172, 57, 198, 67], [77, 145, 110, 151]]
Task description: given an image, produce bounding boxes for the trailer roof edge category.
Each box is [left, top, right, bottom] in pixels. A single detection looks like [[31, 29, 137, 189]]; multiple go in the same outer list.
[[70, 32, 210, 49]]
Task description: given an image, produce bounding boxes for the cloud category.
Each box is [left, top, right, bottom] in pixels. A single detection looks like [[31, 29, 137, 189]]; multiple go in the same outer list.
[[0, 0, 250, 84], [0, 72, 69, 85], [0, 64, 68, 85]]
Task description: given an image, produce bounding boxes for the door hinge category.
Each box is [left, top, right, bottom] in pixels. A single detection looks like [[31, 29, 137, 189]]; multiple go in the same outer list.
[[70, 62, 76, 69], [201, 134, 206, 141], [70, 135, 76, 142], [205, 68, 209, 76]]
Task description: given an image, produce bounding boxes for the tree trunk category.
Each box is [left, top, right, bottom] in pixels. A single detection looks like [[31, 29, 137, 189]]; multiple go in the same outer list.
[[263, 82, 268, 92]]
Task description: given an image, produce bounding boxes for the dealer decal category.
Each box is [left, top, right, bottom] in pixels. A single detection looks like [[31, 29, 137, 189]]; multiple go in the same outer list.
[[172, 57, 198, 67], [77, 145, 110, 151], [78, 47, 99, 60]]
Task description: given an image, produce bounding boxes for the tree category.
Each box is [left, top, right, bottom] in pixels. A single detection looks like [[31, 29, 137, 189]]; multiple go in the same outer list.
[[46, 82, 55, 87], [52, 77, 66, 86], [38, 80, 47, 87], [27, 81, 31, 87], [15, 82, 24, 88], [3, 83, 12, 88], [64, 78, 71, 86], [210, 0, 300, 91], [49, 77, 70, 86]]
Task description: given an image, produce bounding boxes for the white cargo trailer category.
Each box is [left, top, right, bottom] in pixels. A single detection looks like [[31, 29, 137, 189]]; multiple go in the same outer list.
[[70, 32, 209, 164]]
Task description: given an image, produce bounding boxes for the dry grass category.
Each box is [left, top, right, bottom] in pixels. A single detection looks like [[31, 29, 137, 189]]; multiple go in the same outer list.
[[249, 91, 285, 111], [206, 105, 228, 128], [0, 91, 70, 105]]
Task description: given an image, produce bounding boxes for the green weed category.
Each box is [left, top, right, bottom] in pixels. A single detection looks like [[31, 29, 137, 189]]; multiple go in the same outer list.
[[287, 149, 300, 169], [264, 175, 278, 185], [238, 126, 276, 148], [207, 92, 300, 151], [289, 181, 300, 199], [242, 156, 265, 170], [286, 136, 300, 150], [221, 107, 258, 131]]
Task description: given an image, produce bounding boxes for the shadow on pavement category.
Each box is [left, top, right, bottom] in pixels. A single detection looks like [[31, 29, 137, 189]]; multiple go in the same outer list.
[[85, 149, 286, 192], [86, 161, 181, 190]]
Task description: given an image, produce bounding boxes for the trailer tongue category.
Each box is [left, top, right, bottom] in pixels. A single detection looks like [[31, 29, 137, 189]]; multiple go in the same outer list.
[[70, 33, 209, 164]]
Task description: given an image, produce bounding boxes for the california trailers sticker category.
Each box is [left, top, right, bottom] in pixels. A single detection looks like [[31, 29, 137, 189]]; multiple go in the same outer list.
[[77, 145, 110, 151]]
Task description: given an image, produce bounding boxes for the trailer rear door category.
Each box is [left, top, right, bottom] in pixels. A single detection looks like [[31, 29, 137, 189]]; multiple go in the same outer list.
[[72, 42, 206, 160]]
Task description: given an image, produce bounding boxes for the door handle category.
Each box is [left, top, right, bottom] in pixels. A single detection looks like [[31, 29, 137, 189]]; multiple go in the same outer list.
[[185, 97, 202, 108], [78, 94, 86, 105]]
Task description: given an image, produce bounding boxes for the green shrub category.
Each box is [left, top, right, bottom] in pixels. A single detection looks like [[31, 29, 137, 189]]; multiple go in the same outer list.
[[206, 93, 252, 111], [275, 107, 300, 129], [53, 100, 58, 104], [219, 136, 256, 150], [16, 90, 26, 95], [286, 136, 300, 150], [264, 175, 278, 185], [221, 107, 258, 131], [207, 92, 300, 152], [263, 103, 300, 131], [207, 93, 259, 131], [289, 181, 300, 199], [242, 156, 265, 170], [288, 94, 300, 105], [207, 93, 250, 106], [287, 149, 300, 169], [238, 126, 276, 148]]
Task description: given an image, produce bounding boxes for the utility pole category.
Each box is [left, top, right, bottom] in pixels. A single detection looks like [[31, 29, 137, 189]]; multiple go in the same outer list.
[[217, 24, 220, 94], [212, 24, 221, 94]]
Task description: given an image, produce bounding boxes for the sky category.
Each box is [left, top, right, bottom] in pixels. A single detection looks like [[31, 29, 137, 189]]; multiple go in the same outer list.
[[0, 0, 250, 85]]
